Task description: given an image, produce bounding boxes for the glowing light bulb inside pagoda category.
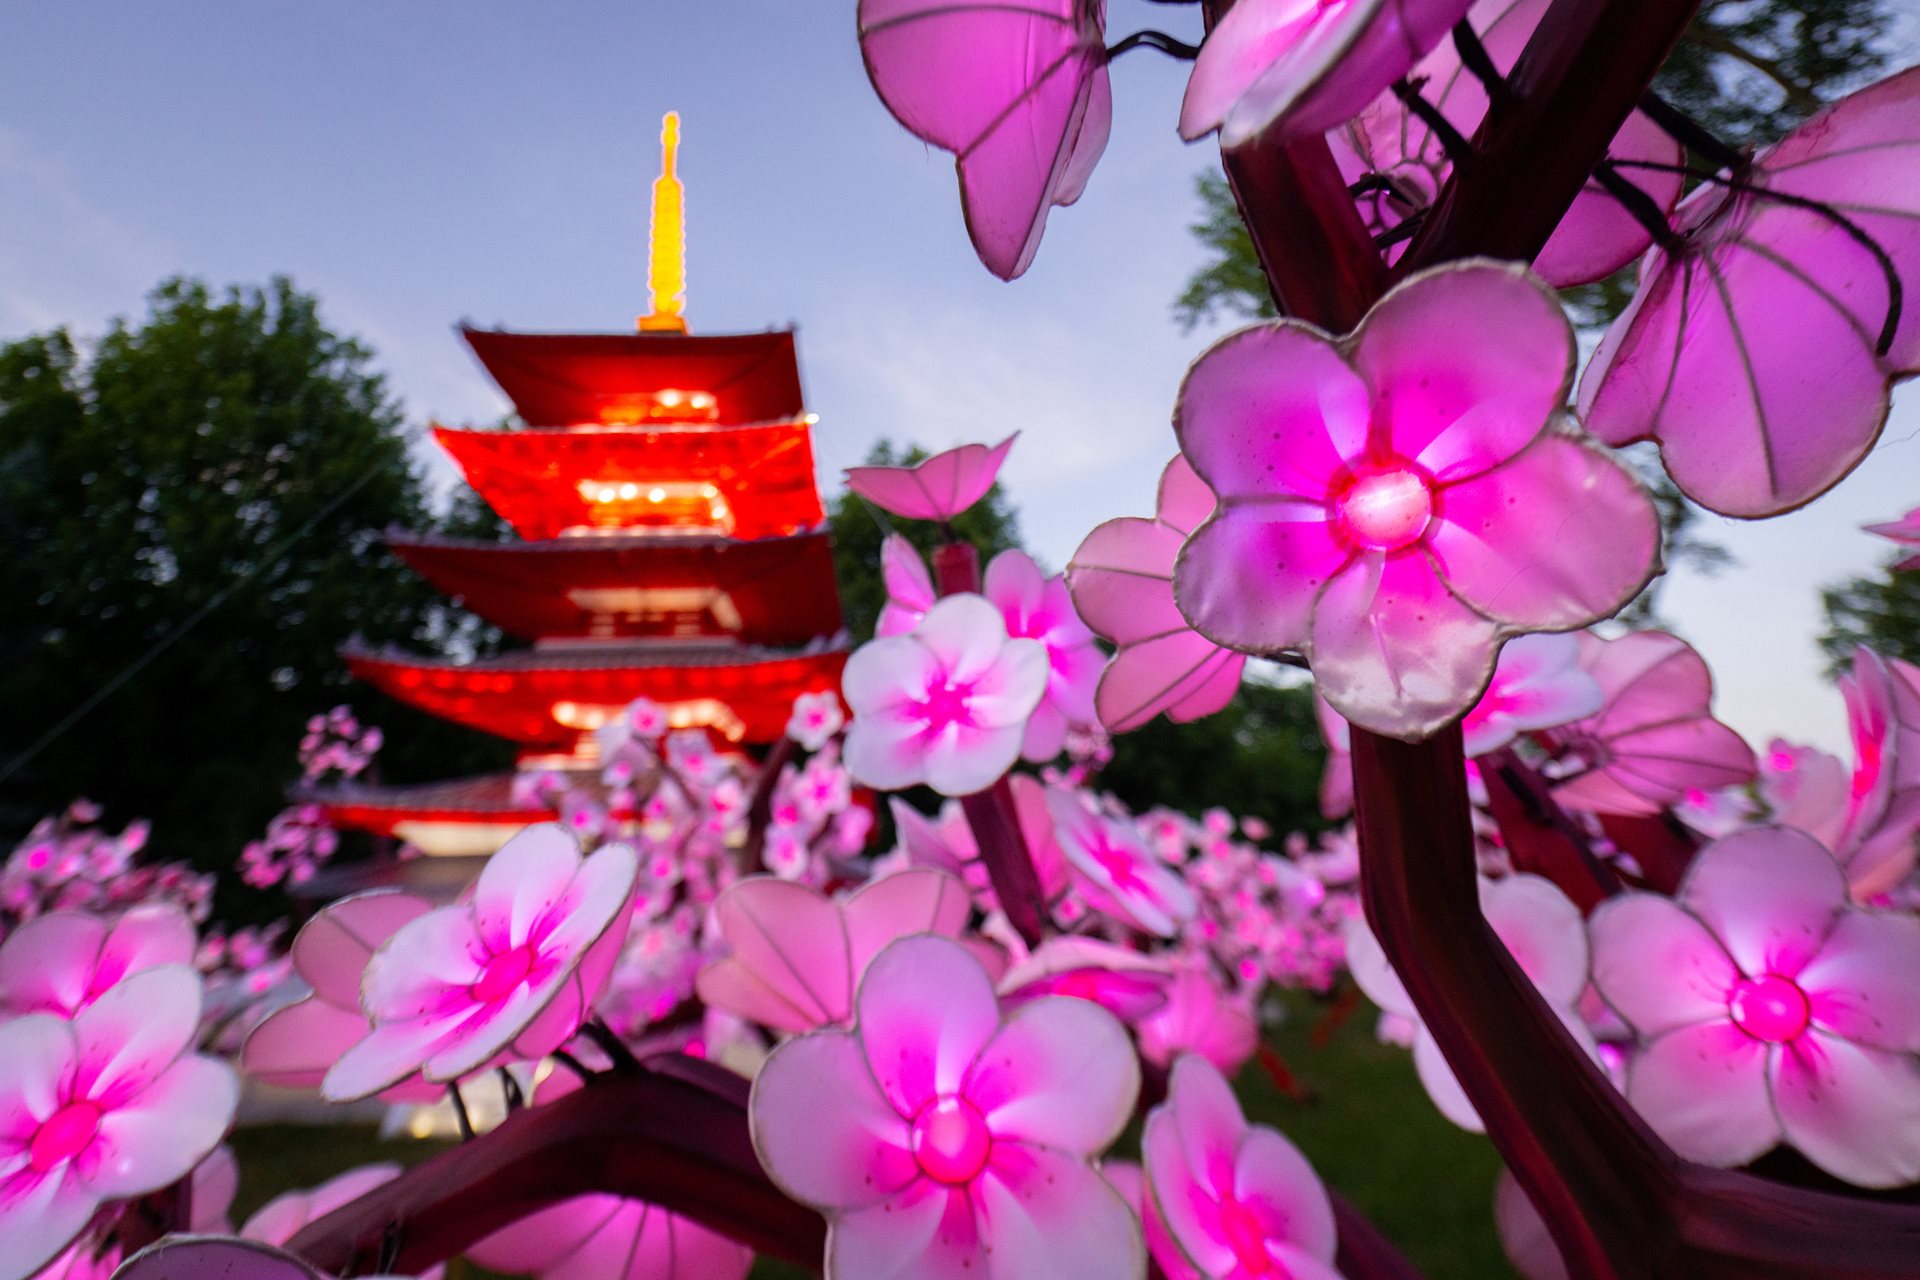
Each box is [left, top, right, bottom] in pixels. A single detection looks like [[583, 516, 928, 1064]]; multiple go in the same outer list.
[[639, 111, 688, 333]]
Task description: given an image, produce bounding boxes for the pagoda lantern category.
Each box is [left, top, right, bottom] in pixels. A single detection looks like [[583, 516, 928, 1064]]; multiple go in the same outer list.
[[317, 114, 846, 862]]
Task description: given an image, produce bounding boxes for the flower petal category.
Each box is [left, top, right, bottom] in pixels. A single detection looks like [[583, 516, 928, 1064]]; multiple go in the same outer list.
[[290, 891, 433, 1010], [1797, 910, 1920, 1053], [1174, 324, 1370, 503], [829, 1179, 983, 1280], [1589, 893, 1737, 1037], [0, 1171, 106, 1280], [1309, 552, 1503, 738], [1772, 1031, 1920, 1188], [70, 967, 201, 1106], [82, 1054, 237, 1198], [967, 996, 1138, 1153], [1680, 828, 1847, 978], [473, 823, 583, 953], [1627, 1021, 1780, 1167], [750, 1029, 917, 1212], [1174, 506, 1349, 657], [974, 1143, 1146, 1280], [1353, 262, 1574, 483], [1427, 432, 1659, 630], [701, 876, 852, 1031], [1233, 1125, 1337, 1264], [856, 936, 1002, 1119]]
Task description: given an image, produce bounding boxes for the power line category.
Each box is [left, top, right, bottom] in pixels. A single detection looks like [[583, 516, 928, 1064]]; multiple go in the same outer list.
[[0, 463, 384, 786]]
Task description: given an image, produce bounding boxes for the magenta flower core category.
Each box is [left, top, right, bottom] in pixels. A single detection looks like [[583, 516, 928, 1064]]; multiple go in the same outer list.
[[1333, 465, 1434, 550], [29, 1103, 102, 1172], [910, 1095, 993, 1184], [1728, 974, 1811, 1044]]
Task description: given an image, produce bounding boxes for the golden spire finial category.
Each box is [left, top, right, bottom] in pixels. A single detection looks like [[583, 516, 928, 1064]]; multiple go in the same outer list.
[[640, 111, 688, 333]]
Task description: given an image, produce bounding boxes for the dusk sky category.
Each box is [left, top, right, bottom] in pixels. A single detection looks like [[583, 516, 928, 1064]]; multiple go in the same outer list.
[[5, 3, 1917, 756]]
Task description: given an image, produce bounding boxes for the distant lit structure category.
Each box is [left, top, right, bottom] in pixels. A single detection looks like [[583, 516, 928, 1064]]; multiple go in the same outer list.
[[318, 114, 845, 860]]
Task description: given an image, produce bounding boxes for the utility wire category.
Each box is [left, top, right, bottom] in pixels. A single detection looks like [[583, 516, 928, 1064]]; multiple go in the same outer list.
[[0, 463, 384, 785]]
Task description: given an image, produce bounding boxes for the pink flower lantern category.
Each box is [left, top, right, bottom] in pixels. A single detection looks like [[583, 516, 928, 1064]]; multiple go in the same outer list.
[[0, 969, 237, 1280], [1141, 1055, 1342, 1280], [1068, 455, 1247, 733], [983, 549, 1103, 761], [749, 935, 1143, 1280], [1181, 0, 1478, 145], [695, 867, 986, 1034], [1589, 827, 1920, 1186], [321, 825, 638, 1101], [242, 891, 442, 1104], [841, 594, 1050, 796], [1136, 966, 1261, 1076], [785, 691, 845, 752], [1580, 67, 1920, 517], [1551, 629, 1757, 816], [0, 905, 195, 1019], [1171, 260, 1659, 738], [844, 435, 1017, 522], [1047, 786, 1198, 938], [1865, 506, 1920, 571], [1460, 632, 1604, 759], [1833, 649, 1920, 897], [859, 0, 1111, 278]]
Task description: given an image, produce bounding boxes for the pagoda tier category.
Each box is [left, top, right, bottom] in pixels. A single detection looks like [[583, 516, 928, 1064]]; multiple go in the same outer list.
[[433, 419, 824, 542], [385, 529, 843, 645], [344, 639, 848, 750], [312, 772, 555, 855], [461, 327, 803, 427]]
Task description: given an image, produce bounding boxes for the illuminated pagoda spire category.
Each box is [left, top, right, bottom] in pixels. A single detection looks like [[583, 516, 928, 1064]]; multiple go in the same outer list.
[[640, 111, 688, 333], [314, 113, 845, 868]]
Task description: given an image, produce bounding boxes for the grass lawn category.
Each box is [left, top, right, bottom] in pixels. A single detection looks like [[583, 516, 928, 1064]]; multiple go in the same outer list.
[[228, 991, 1514, 1279]]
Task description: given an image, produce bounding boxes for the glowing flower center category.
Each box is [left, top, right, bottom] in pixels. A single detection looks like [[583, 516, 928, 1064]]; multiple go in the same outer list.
[[909, 1094, 992, 1185], [1218, 1194, 1279, 1276], [1336, 468, 1433, 551], [1089, 834, 1150, 894], [471, 943, 538, 1003], [915, 679, 976, 732], [30, 1100, 102, 1171], [1729, 974, 1810, 1043]]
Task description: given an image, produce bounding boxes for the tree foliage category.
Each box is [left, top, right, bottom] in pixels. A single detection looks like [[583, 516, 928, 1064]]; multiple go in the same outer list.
[[1821, 563, 1920, 672], [1100, 676, 1328, 839], [0, 278, 508, 877]]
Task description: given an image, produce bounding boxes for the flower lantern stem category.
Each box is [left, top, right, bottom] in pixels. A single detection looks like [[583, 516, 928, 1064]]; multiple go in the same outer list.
[[928, 534, 1049, 946]]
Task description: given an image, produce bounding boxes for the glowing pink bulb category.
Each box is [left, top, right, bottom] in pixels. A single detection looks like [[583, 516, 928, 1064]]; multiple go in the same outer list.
[[29, 1101, 102, 1171], [909, 1095, 993, 1184], [471, 944, 537, 1004], [1218, 1193, 1279, 1276], [1729, 974, 1811, 1043], [1335, 468, 1433, 550]]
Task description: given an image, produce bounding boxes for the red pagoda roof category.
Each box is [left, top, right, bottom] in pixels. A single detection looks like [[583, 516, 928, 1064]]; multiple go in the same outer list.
[[345, 640, 848, 749], [386, 529, 842, 645], [460, 327, 804, 427], [314, 772, 554, 838], [434, 420, 825, 542]]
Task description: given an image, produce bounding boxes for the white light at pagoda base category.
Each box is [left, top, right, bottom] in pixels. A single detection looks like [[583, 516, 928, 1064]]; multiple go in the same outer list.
[[550, 697, 745, 741], [390, 820, 520, 859]]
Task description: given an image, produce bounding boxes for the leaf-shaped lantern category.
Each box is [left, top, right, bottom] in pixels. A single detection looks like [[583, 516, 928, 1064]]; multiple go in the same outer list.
[[858, 1, 1109, 280], [1579, 67, 1920, 517]]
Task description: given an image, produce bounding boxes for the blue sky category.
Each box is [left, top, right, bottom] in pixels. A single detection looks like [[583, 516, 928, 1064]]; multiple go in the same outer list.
[[3, 2, 1916, 755]]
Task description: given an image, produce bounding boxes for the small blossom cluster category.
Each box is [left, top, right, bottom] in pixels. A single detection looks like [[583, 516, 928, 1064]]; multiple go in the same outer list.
[[239, 707, 382, 889], [1, 802, 211, 942]]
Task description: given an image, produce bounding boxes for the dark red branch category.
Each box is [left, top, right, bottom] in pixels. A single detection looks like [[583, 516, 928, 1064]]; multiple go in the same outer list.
[[1481, 753, 1621, 911], [287, 1057, 824, 1276], [1351, 725, 1677, 1278], [1218, 133, 1388, 332], [1400, 0, 1699, 270]]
